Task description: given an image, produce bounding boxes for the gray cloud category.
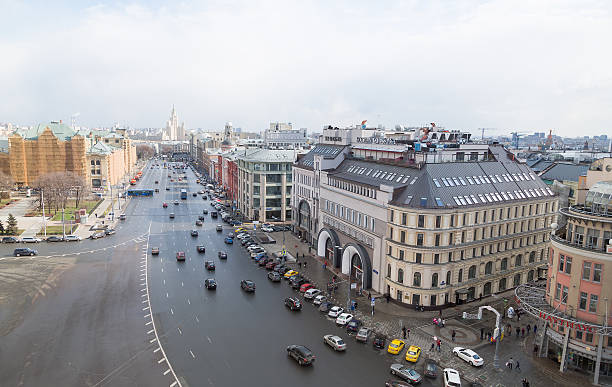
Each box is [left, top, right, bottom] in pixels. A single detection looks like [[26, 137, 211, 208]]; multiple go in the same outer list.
[[0, 0, 610, 136]]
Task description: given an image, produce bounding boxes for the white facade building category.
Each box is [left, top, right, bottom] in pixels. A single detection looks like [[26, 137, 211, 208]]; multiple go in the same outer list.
[[264, 122, 307, 149]]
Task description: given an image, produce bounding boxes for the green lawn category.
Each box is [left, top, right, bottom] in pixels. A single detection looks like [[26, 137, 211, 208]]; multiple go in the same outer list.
[[36, 225, 77, 236], [26, 199, 101, 219]]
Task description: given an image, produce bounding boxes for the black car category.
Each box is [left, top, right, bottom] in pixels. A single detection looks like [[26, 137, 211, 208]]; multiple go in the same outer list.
[[285, 297, 302, 311], [373, 335, 386, 349], [346, 319, 362, 333], [192, 192, 197, 197], [2, 236, 18, 243], [202, 209, 208, 214], [165, 187, 170, 191], [204, 278, 217, 290], [275, 265, 290, 274], [198, 216, 205, 221], [205, 261, 215, 270], [290, 277, 306, 289], [14, 248, 37, 256], [286, 345, 315, 366], [46, 235, 64, 242], [423, 358, 438, 378], [191, 230, 198, 237], [211, 211, 218, 218], [197, 245, 206, 253], [268, 271, 281, 282], [240, 279, 256, 292], [218, 251, 227, 259]]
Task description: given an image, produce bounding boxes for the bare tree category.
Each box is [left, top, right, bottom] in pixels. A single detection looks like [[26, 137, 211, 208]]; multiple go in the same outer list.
[[65, 172, 86, 209], [0, 172, 14, 196], [136, 144, 155, 160], [33, 172, 80, 213]]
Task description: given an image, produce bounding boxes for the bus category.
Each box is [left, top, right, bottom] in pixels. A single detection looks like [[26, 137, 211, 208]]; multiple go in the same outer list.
[[127, 189, 154, 197], [180, 189, 187, 200]]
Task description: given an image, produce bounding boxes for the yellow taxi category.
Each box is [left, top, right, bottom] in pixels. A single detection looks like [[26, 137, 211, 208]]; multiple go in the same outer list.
[[284, 270, 299, 279], [405, 345, 421, 362], [234, 227, 247, 233], [387, 339, 405, 355]]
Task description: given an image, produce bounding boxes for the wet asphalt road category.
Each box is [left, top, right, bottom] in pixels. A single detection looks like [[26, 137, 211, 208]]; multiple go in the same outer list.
[[0, 162, 440, 387]]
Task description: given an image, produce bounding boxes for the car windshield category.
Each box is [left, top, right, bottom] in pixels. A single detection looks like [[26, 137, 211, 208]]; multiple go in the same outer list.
[[408, 350, 417, 355], [391, 343, 398, 348], [407, 370, 416, 376], [337, 339, 345, 345], [473, 354, 481, 359]]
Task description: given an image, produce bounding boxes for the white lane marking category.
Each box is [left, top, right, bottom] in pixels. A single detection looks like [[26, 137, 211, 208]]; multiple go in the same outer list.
[[141, 288, 147, 292], [207, 336, 212, 344], [163, 279, 166, 285], [181, 281, 184, 287], [163, 369, 171, 375], [154, 347, 161, 353], [170, 308, 174, 315], [158, 358, 166, 364], [147, 329, 155, 334], [177, 327, 182, 335], [144, 313, 151, 318], [161, 267, 164, 272], [142, 300, 148, 304], [195, 316, 199, 323], [171, 382, 178, 387], [187, 299, 190, 305], [146, 321, 153, 326], [150, 338, 157, 343], [142, 294, 148, 298], [143, 306, 150, 311], [189, 350, 195, 359], [166, 292, 169, 298]]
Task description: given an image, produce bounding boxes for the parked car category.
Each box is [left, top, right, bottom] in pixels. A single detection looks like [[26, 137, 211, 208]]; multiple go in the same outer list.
[[299, 283, 314, 293], [64, 235, 81, 242], [21, 237, 42, 243], [240, 279, 256, 292], [284, 270, 299, 279], [119, 214, 126, 220], [373, 335, 386, 349], [384, 381, 413, 387], [151, 247, 160, 255], [265, 260, 278, 270], [452, 347, 484, 367], [290, 277, 307, 289], [274, 265, 289, 274], [169, 213, 175, 219], [176, 251, 185, 261], [405, 345, 422, 363], [346, 319, 362, 333], [14, 248, 37, 256], [197, 245, 206, 253], [443, 368, 462, 387], [304, 288, 321, 300], [328, 306, 344, 318], [205, 261, 215, 270], [45, 236, 64, 242], [423, 359, 438, 378], [323, 335, 346, 351], [313, 295, 327, 305], [336, 313, 354, 326], [218, 251, 227, 259], [318, 302, 332, 313], [204, 278, 217, 290], [284, 297, 302, 311], [195, 220, 203, 226], [268, 271, 281, 282], [2, 236, 19, 243], [286, 345, 315, 366], [356, 327, 371, 343], [387, 339, 406, 355], [105, 228, 116, 235], [89, 232, 105, 240], [390, 364, 422, 384]]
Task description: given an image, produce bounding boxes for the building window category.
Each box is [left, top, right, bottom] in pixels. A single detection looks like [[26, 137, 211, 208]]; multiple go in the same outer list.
[[446, 271, 451, 286], [432, 273, 438, 288], [559, 255, 565, 272], [400, 231, 406, 243], [397, 269, 404, 284], [555, 283, 561, 300], [434, 254, 439, 264], [435, 234, 440, 246], [413, 272, 421, 287], [417, 234, 424, 246], [457, 269, 463, 283], [415, 253, 422, 263], [401, 213, 407, 225], [435, 216, 441, 228], [387, 264, 391, 277], [593, 263, 602, 282], [418, 215, 424, 228], [564, 257, 572, 274], [399, 250, 405, 261], [485, 262, 493, 274], [586, 333, 593, 343], [515, 255, 522, 267], [561, 286, 568, 303], [579, 292, 588, 310], [576, 331, 583, 341], [501, 258, 508, 271], [90, 160, 95, 166], [468, 265, 476, 279], [589, 294, 598, 313]]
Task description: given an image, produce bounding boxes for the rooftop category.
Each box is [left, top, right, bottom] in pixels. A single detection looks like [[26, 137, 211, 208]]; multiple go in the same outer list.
[[539, 162, 589, 183], [14, 122, 77, 141], [236, 148, 297, 163]]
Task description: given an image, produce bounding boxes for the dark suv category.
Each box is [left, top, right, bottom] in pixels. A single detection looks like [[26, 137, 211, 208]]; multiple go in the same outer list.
[[14, 248, 37, 256], [284, 297, 302, 311], [2, 236, 18, 243], [286, 345, 315, 366]]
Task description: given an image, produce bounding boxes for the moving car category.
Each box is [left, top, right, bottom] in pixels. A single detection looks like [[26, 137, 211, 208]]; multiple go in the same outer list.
[[267, 271, 281, 282], [423, 359, 438, 378], [284, 297, 302, 311], [373, 335, 386, 349], [204, 278, 217, 290], [304, 288, 321, 300], [443, 368, 462, 387], [174, 200, 179, 205], [45, 236, 64, 242], [198, 216, 205, 221], [202, 209, 208, 214], [105, 228, 116, 236], [218, 251, 227, 259], [64, 235, 81, 242], [452, 347, 484, 366], [151, 247, 160, 255], [191, 230, 199, 237], [119, 214, 126, 220], [197, 245, 206, 253], [195, 220, 203, 226], [323, 335, 346, 351], [387, 339, 406, 355], [356, 327, 371, 343], [286, 345, 315, 366], [346, 319, 362, 333], [390, 364, 422, 384], [205, 261, 215, 270], [405, 345, 422, 362], [328, 306, 344, 318], [192, 192, 197, 197], [313, 295, 327, 305], [21, 237, 41, 243], [283, 270, 299, 279], [14, 248, 37, 256], [216, 225, 223, 232], [336, 313, 353, 326], [240, 279, 256, 292], [224, 237, 233, 244], [176, 251, 185, 261], [169, 213, 175, 219]]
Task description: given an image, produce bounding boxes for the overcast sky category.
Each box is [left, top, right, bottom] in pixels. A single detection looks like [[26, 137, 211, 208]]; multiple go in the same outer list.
[[1, 0, 610, 136]]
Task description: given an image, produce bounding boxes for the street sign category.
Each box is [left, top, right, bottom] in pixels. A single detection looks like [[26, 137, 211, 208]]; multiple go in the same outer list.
[[350, 283, 357, 289]]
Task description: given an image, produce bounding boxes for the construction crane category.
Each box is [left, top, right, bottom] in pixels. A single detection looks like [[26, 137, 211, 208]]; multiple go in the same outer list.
[[510, 131, 528, 149], [478, 128, 496, 141]]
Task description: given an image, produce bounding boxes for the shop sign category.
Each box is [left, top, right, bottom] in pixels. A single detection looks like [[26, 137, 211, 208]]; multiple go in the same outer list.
[[538, 311, 594, 332]]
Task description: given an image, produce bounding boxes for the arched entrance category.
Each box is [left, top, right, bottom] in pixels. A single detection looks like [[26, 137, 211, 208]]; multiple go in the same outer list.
[[341, 243, 372, 290], [316, 228, 340, 267]]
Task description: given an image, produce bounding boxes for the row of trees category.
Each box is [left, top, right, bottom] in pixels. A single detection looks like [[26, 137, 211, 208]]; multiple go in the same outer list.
[[31, 172, 87, 214], [0, 214, 18, 235], [136, 144, 155, 159]]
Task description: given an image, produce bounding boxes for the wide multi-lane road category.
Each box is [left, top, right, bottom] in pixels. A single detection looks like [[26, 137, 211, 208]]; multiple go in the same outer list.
[[0, 161, 440, 387]]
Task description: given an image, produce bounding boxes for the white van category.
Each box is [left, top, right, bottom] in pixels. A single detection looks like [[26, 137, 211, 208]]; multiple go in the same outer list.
[[443, 368, 461, 387]]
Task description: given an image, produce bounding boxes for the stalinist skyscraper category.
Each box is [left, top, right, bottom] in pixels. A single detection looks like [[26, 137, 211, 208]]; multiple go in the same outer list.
[[163, 105, 186, 140]]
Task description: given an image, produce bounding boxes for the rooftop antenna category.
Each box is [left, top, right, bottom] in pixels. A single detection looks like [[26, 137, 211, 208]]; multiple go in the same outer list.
[[71, 112, 81, 129]]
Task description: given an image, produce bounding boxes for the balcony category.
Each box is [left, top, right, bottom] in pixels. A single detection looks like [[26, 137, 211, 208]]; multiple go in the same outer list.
[[551, 229, 611, 254]]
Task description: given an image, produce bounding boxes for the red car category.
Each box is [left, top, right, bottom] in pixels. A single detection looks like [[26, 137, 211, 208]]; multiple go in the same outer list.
[[266, 261, 278, 270], [299, 283, 314, 293], [176, 251, 185, 261], [163, 202, 168, 208]]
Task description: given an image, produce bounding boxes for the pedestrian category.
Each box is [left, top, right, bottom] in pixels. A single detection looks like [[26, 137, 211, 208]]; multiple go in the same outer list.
[[526, 324, 531, 335], [507, 357, 514, 370], [517, 311, 521, 321], [452, 330, 456, 342], [402, 326, 407, 339], [303, 261, 307, 268], [436, 339, 441, 352], [487, 331, 491, 341], [508, 324, 512, 336], [441, 319, 445, 328], [533, 325, 537, 335], [516, 327, 520, 337], [430, 342, 434, 351], [521, 327, 525, 337], [481, 327, 484, 340], [407, 328, 410, 337], [516, 360, 520, 371], [368, 291, 372, 300], [521, 378, 530, 387], [386, 294, 390, 303], [298, 261, 302, 268]]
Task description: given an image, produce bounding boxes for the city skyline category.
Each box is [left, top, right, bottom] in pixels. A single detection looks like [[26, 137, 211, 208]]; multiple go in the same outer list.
[[1, 1, 611, 135]]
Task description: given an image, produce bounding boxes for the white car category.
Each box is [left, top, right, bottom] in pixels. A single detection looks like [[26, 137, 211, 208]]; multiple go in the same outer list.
[[313, 294, 327, 305], [443, 368, 462, 387], [21, 237, 41, 243], [335, 313, 354, 326], [452, 347, 484, 366], [304, 288, 321, 300], [236, 233, 250, 240], [261, 226, 274, 232], [64, 235, 81, 242], [323, 334, 346, 351], [247, 245, 262, 252], [328, 306, 344, 318]]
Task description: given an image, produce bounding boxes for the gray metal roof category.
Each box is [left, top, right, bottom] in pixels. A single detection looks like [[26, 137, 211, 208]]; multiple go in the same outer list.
[[539, 162, 588, 182], [297, 144, 346, 169]]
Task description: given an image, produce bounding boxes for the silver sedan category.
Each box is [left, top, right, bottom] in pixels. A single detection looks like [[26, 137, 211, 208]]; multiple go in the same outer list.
[[323, 334, 346, 351]]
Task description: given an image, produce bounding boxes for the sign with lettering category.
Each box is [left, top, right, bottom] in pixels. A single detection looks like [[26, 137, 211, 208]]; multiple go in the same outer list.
[[356, 137, 396, 145], [537, 311, 594, 332]]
